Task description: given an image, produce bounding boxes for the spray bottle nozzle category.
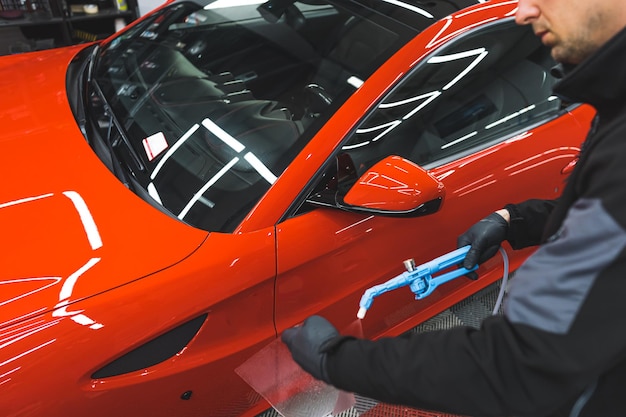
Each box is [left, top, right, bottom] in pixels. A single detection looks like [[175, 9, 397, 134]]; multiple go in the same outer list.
[[356, 246, 477, 319]]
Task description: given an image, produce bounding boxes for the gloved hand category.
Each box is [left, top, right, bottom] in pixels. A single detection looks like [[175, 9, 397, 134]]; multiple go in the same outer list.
[[457, 212, 509, 269], [281, 315, 340, 384]]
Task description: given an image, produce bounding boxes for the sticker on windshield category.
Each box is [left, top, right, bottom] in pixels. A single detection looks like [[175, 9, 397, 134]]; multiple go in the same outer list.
[[142, 132, 168, 161]]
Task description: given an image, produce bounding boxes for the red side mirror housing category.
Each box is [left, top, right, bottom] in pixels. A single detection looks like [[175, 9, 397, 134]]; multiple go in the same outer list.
[[343, 155, 445, 216]]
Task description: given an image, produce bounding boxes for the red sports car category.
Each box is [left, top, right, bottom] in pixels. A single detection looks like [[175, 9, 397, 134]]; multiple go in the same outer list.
[[0, 0, 594, 415]]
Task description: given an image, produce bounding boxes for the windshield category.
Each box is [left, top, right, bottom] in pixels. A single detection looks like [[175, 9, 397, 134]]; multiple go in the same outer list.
[[85, 0, 405, 232]]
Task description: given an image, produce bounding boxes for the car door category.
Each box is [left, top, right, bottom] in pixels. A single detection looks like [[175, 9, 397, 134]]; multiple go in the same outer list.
[[274, 20, 593, 338]]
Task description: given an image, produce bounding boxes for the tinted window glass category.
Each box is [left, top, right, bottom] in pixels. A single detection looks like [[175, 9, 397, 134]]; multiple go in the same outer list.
[[342, 21, 561, 173], [86, 0, 406, 232]]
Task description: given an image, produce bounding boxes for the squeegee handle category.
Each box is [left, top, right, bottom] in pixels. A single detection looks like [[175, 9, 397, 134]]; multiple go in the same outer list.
[[425, 245, 473, 271], [410, 245, 476, 298], [357, 246, 476, 318], [414, 263, 477, 299]]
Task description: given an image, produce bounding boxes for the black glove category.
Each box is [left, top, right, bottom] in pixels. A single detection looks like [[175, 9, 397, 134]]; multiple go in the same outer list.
[[281, 315, 340, 383], [457, 212, 509, 269]]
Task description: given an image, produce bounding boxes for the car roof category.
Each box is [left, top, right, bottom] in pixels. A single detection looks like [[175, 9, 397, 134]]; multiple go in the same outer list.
[[178, 0, 482, 35], [344, 0, 481, 32]]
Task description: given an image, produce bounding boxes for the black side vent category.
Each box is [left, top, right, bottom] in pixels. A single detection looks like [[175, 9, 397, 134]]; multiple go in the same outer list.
[[92, 314, 208, 379]]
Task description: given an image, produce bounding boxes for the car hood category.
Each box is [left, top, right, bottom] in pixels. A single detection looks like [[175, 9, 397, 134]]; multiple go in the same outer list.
[[0, 47, 208, 330]]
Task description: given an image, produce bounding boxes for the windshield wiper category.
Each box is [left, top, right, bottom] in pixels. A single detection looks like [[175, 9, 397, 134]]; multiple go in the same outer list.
[[73, 44, 100, 139], [87, 43, 100, 84], [103, 109, 134, 189], [90, 78, 146, 173]]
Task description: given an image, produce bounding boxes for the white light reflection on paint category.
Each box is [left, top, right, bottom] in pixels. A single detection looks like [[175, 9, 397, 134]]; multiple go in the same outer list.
[[506, 155, 575, 177], [0, 308, 47, 329], [0, 339, 56, 368], [504, 147, 579, 176], [1, 192, 104, 330], [426, 16, 498, 49], [53, 257, 104, 329], [0, 193, 53, 209], [453, 175, 496, 197], [0, 320, 60, 379], [0, 192, 101, 262], [58, 258, 101, 301], [434, 169, 455, 181], [425, 0, 516, 49], [336, 215, 375, 235], [63, 191, 102, 250], [0, 319, 60, 350], [0, 278, 61, 307], [0, 367, 20, 386], [57, 194, 104, 329]]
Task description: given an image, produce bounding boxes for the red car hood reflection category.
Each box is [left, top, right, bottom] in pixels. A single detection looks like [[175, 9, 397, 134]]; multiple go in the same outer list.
[[0, 47, 208, 331]]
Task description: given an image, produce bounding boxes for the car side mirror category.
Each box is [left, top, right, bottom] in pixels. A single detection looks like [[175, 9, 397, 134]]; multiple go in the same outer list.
[[339, 155, 445, 217]]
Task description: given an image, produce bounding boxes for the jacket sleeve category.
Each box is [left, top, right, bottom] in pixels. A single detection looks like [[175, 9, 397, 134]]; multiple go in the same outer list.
[[504, 198, 558, 249], [325, 175, 626, 416], [325, 315, 588, 417]]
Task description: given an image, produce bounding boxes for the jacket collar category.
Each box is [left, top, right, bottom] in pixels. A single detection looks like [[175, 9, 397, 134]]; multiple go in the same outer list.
[[553, 25, 626, 113]]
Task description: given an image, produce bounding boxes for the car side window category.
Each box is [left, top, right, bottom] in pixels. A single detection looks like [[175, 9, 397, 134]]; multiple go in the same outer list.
[[342, 21, 562, 174]]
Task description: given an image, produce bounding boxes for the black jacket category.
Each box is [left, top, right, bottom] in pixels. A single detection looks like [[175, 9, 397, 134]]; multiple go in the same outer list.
[[324, 26, 626, 417]]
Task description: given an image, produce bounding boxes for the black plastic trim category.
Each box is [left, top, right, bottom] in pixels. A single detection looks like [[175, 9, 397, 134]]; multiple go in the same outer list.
[[92, 314, 208, 379]]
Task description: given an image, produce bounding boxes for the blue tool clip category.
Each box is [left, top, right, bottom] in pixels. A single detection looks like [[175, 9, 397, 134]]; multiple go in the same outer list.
[[357, 245, 477, 319]]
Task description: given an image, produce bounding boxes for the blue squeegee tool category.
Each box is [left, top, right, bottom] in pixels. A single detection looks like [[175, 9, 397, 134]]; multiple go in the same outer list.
[[356, 245, 478, 319]]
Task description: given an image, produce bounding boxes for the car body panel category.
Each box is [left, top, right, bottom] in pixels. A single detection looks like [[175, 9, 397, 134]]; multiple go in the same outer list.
[[2, 229, 276, 416], [0, 48, 208, 328], [275, 107, 593, 339], [0, 0, 597, 416]]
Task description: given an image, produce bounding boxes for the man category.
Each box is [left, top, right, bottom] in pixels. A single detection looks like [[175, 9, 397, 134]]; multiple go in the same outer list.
[[282, 0, 626, 415]]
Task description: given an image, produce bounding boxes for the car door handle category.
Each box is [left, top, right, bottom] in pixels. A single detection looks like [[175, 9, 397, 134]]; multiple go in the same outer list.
[[561, 158, 578, 175]]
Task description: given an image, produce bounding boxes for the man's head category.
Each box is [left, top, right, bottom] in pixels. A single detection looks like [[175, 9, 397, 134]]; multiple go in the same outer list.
[[515, 0, 626, 64]]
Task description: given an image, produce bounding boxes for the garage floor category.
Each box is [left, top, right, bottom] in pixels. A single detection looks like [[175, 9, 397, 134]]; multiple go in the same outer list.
[[256, 280, 506, 417]]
